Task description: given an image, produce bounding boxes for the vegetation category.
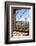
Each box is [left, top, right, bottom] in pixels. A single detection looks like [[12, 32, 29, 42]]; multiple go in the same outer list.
[[14, 21, 29, 32]]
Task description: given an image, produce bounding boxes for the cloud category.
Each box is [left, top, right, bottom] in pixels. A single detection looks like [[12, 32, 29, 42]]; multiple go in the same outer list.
[[16, 9, 31, 22]]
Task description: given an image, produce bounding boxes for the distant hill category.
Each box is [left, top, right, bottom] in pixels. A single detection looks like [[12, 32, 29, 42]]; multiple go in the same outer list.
[[16, 21, 29, 25]]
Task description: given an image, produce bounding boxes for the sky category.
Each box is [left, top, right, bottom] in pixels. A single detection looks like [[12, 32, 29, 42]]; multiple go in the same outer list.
[[16, 8, 31, 22]]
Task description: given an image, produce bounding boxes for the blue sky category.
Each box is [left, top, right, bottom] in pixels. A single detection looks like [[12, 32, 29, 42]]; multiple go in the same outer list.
[[16, 9, 31, 21]]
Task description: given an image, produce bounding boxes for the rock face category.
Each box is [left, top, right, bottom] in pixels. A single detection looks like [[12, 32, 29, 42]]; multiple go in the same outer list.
[[13, 31, 29, 36]]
